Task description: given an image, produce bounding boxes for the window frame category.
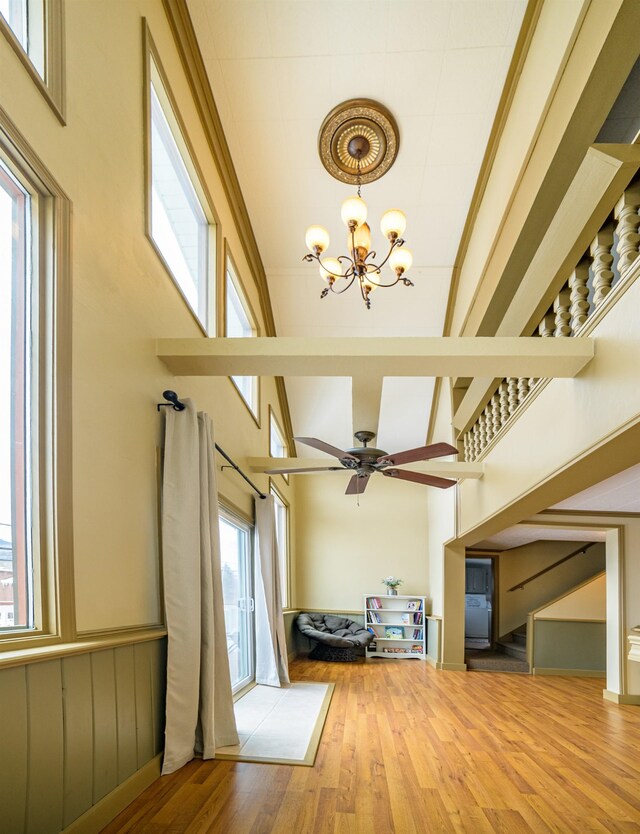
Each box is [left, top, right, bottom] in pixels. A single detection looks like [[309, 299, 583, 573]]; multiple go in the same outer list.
[[224, 241, 261, 426], [0, 0, 66, 124], [268, 406, 289, 484], [0, 106, 73, 652], [143, 22, 220, 337], [269, 480, 290, 611]]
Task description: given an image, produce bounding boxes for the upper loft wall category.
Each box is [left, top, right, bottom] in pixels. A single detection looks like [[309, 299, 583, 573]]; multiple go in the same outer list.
[[0, 0, 292, 631], [449, 0, 640, 339]]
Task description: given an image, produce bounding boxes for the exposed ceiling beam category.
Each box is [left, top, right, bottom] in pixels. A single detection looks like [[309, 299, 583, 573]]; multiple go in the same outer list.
[[352, 374, 384, 438], [157, 337, 593, 378], [247, 458, 484, 480]]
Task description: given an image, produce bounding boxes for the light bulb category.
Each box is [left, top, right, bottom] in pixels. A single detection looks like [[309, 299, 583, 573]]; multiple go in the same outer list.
[[305, 225, 330, 254], [380, 209, 407, 241], [389, 247, 413, 275], [349, 222, 371, 258], [319, 257, 342, 283], [340, 196, 367, 228]]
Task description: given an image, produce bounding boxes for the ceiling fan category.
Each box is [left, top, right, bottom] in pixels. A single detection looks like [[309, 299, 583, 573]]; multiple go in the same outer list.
[[265, 431, 459, 495]]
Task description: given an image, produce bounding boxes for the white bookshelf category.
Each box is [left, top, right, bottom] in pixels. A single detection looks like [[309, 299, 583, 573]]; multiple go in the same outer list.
[[364, 593, 427, 660]]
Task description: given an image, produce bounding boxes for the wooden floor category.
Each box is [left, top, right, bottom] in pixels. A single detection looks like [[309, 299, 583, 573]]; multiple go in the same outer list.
[[103, 658, 640, 833]]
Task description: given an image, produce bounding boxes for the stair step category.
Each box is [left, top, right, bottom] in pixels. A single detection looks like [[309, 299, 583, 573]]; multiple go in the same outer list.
[[512, 632, 526, 646], [496, 640, 527, 660]]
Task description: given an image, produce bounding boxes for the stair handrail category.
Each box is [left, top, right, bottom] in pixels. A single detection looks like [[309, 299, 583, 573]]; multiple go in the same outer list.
[[507, 542, 596, 592]]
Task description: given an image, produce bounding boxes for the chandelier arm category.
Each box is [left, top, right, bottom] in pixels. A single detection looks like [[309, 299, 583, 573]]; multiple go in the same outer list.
[[307, 252, 356, 280], [369, 236, 404, 273], [362, 272, 403, 288], [329, 274, 357, 294]]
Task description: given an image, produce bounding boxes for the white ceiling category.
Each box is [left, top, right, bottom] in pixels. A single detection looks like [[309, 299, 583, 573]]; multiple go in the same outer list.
[[187, 0, 526, 452], [472, 525, 607, 551], [550, 463, 640, 513]]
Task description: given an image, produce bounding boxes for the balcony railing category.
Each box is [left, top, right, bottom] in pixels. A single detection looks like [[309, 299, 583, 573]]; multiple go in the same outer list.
[[462, 177, 640, 462]]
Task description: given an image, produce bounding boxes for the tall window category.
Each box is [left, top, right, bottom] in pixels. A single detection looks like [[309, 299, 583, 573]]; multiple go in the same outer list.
[[0, 0, 64, 122], [0, 159, 33, 631], [269, 409, 288, 483], [226, 258, 259, 420], [219, 511, 254, 692], [271, 486, 289, 609], [148, 54, 216, 333], [0, 0, 45, 78]]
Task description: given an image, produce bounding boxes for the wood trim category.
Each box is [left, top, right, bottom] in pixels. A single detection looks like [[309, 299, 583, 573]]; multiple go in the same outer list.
[[540, 508, 640, 519], [603, 690, 640, 705], [0, 628, 167, 670], [142, 20, 223, 337], [0, 0, 66, 125], [61, 754, 162, 834], [534, 617, 606, 623], [218, 497, 254, 528], [532, 667, 605, 677]]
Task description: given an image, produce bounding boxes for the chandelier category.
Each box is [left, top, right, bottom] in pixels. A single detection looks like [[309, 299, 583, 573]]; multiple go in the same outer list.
[[303, 99, 413, 310]]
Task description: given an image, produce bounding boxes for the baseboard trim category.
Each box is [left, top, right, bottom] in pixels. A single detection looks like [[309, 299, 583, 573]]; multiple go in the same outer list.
[[533, 667, 605, 677], [436, 662, 467, 672], [425, 654, 438, 668], [62, 754, 162, 834], [287, 650, 297, 664], [603, 689, 640, 705]]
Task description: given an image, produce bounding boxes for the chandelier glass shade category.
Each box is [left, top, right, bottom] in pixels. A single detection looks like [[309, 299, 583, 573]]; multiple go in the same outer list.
[[303, 199, 413, 309]]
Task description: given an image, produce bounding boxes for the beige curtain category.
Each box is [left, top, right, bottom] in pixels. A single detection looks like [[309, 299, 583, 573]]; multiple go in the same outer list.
[[254, 495, 290, 687], [161, 401, 238, 775]]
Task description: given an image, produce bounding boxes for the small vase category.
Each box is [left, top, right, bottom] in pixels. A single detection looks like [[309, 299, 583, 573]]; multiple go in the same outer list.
[[387, 588, 398, 596]]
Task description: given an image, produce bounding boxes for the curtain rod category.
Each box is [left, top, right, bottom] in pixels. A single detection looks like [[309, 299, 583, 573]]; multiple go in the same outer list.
[[157, 390, 267, 499]]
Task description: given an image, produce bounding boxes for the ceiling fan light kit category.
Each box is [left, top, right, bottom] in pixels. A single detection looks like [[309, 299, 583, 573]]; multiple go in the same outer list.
[[265, 432, 459, 495], [303, 99, 413, 309]]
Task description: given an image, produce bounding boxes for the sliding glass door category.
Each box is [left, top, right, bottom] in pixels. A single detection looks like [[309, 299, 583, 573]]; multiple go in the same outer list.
[[219, 511, 254, 692]]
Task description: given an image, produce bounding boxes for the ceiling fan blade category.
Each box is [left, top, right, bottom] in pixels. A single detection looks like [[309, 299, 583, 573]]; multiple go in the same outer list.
[[383, 468, 457, 489], [345, 473, 370, 495], [295, 436, 358, 461], [377, 442, 459, 467], [264, 466, 344, 475]]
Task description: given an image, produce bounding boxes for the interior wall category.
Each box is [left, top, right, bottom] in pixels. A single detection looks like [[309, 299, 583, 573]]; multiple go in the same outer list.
[[0, 0, 293, 634], [498, 540, 605, 635], [535, 572, 606, 620], [294, 473, 429, 613]]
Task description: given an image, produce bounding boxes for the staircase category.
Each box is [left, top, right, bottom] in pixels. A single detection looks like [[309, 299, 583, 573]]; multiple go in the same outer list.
[[465, 625, 530, 673]]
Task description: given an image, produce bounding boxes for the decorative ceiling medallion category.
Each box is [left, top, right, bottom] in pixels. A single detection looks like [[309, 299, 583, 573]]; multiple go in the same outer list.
[[318, 99, 399, 185]]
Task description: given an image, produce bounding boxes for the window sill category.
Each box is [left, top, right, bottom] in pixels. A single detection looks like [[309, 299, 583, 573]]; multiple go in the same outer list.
[[0, 626, 167, 669]]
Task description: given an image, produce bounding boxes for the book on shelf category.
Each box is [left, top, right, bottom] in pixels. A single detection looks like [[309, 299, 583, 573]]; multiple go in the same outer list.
[[400, 613, 410, 624], [385, 626, 404, 638], [368, 597, 381, 609], [366, 627, 376, 636], [368, 611, 382, 623]]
